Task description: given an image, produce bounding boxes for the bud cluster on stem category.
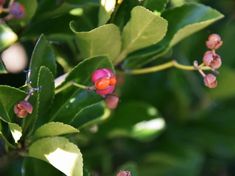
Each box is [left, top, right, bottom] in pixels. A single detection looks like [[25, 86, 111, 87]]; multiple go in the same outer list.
[[194, 33, 223, 88]]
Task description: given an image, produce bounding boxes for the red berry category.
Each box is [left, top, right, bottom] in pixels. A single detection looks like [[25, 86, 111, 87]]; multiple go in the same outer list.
[[116, 171, 131, 176], [14, 100, 33, 118], [105, 95, 119, 109], [203, 51, 222, 69], [9, 2, 25, 19], [95, 78, 110, 90], [91, 68, 117, 96], [206, 34, 223, 50], [204, 74, 217, 88]]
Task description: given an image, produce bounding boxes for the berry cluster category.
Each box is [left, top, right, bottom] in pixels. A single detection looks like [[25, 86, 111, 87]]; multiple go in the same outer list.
[[195, 34, 223, 88], [0, 0, 25, 21], [91, 68, 119, 109]]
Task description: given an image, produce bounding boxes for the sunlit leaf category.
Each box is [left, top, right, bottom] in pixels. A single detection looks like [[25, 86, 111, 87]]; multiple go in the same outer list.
[[29, 137, 83, 176], [8, 122, 22, 143]]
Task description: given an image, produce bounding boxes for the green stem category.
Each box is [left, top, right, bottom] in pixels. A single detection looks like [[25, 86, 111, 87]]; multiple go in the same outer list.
[[125, 60, 211, 75], [72, 82, 93, 90]]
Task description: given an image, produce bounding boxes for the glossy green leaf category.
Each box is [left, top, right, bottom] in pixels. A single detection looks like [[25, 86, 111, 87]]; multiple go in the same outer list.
[[71, 102, 111, 128], [100, 101, 165, 141], [23, 67, 55, 135], [163, 3, 224, 48], [35, 67, 55, 126], [143, 0, 169, 12], [8, 122, 22, 143], [118, 6, 167, 63], [70, 23, 121, 61], [28, 137, 83, 176], [34, 122, 79, 138], [51, 90, 102, 124], [122, 3, 223, 69], [98, 0, 116, 25], [0, 24, 18, 52], [0, 86, 26, 123], [29, 35, 57, 86]]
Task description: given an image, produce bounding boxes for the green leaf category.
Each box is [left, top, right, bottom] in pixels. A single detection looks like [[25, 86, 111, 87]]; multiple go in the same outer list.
[[99, 101, 165, 141], [8, 123, 22, 143], [71, 102, 111, 128], [143, 0, 169, 12], [23, 158, 64, 176], [117, 6, 167, 63], [0, 24, 18, 52], [29, 35, 56, 86], [23, 67, 55, 135], [0, 86, 26, 123], [98, 0, 116, 26], [122, 3, 224, 69], [163, 3, 224, 48], [70, 23, 121, 61], [34, 122, 79, 138], [36, 67, 55, 126], [28, 137, 83, 176]]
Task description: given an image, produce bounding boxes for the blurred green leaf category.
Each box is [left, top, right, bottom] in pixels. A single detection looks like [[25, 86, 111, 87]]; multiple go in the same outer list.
[[143, 0, 169, 12], [98, 0, 116, 26], [100, 101, 165, 141], [118, 6, 167, 63], [34, 122, 79, 138], [8, 122, 22, 143], [28, 136, 83, 176], [70, 23, 121, 61], [209, 67, 235, 100], [0, 24, 18, 52], [0, 86, 26, 123], [123, 3, 223, 69], [18, 0, 37, 24], [0, 61, 7, 74], [29, 35, 56, 86]]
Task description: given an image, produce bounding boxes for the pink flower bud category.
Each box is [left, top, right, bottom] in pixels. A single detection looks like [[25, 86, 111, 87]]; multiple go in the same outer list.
[[105, 95, 119, 109], [116, 171, 131, 176], [14, 100, 33, 118], [206, 34, 223, 50], [91, 68, 117, 96], [203, 51, 222, 69], [9, 2, 25, 19], [204, 74, 217, 88]]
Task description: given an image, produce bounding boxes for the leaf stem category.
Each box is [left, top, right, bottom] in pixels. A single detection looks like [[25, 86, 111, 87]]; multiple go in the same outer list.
[[125, 60, 211, 75]]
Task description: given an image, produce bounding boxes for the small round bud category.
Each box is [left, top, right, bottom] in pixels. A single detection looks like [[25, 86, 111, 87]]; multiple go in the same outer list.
[[204, 74, 217, 88], [14, 100, 33, 118], [105, 95, 119, 109], [116, 171, 131, 176], [206, 34, 223, 50], [9, 2, 25, 19], [91, 68, 117, 96], [203, 51, 222, 69]]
